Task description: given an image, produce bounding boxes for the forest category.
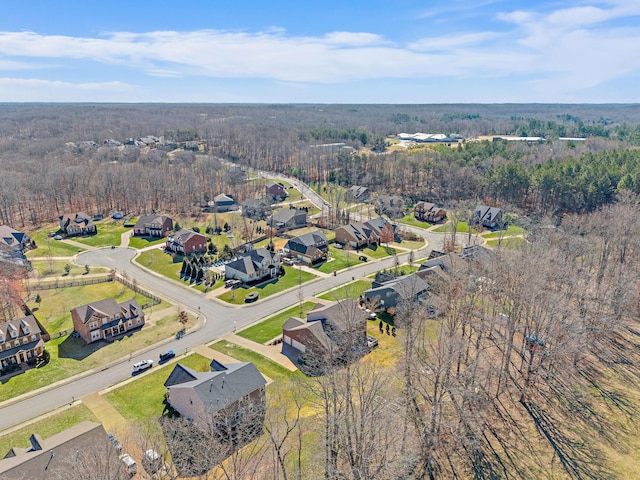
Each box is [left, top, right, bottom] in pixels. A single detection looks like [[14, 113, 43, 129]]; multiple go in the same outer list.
[[2, 104, 640, 478]]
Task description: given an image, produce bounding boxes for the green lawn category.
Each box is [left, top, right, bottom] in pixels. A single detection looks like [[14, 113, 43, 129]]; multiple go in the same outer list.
[[362, 244, 397, 259], [432, 221, 476, 234], [367, 265, 419, 279], [285, 227, 335, 242], [485, 237, 526, 248], [318, 279, 372, 301], [396, 214, 432, 229], [209, 341, 303, 382], [481, 225, 525, 239], [27, 281, 159, 336], [27, 228, 84, 257], [392, 238, 425, 250], [0, 404, 98, 449], [218, 266, 317, 305], [316, 246, 364, 274], [72, 220, 130, 247], [105, 353, 211, 422], [29, 259, 108, 278], [0, 309, 192, 404], [238, 301, 316, 344], [128, 235, 167, 249]]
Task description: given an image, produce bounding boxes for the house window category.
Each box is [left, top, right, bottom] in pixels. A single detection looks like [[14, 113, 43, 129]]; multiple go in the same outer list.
[[90, 331, 101, 341], [128, 321, 132, 327], [14, 341, 20, 348], [136, 318, 142, 325], [22, 338, 28, 345], [90, 321, 98, 330]]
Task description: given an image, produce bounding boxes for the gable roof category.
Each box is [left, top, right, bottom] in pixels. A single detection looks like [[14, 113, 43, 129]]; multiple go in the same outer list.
[[71, 298, 140, 324], [365, 273, 429, 301], [166, 362, 266, 413], [133, 215, 171, 229], [270, 208, 305, 224], [226, 248, 277, 275], [168, 229, 206, 246], [364, 217, 392, 235], [214, 193, 235, 204], [0, 225, 28, 250]]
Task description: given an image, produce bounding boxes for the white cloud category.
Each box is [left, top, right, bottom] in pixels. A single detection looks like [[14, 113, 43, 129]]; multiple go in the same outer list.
[[0, 78, 132, 101], [409, 32, 499, 51]]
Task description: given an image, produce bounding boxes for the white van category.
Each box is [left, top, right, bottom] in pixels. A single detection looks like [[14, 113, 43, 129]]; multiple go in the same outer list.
[[119, 453, 137, 476]]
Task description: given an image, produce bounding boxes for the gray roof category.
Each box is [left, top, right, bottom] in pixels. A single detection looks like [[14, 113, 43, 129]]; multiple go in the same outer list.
[[365, 273, 429, 302], [167, 229, 206, 246], [214, 193, 235, 204], [0, 225, 28, 250], [270, 208, 305, 224], [165, 362, 266, 414], [133, 215, 171, 229], [71, 298, 140, 324], [226, 248, 277, 275]]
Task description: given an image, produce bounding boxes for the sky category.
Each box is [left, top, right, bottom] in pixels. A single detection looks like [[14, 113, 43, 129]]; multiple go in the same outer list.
[[1, 0, 639, 103]]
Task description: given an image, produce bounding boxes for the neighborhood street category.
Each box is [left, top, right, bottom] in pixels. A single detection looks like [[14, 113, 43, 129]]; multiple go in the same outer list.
[[0, 238, 433, 432]]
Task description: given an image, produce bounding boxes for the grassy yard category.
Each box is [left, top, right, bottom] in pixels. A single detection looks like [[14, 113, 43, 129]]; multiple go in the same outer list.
[[393, 238, 426, 250], [27, 228, 85, 257], [217, 266, 317, 305], [71, 219, 130, 248], [128, 235, 167, 249], [105, 353, 211, 422], [27, 281, 160, 336], [209, 341, 303, 382], [316, 246, 364, 274], [29, 259, 109, 278], [367, 265, 420, 279], [362, 244, 397, 259], [0, 308, 191, 403], [238, 301, 316, 344], [285, 226, 336, 241], [485, 237, 527, 248], [0, 404, 98, 449], [481, 225, 525, 239], [396, 214, 432, 229], [432, 221, 476, 234], [318, 279, 372, 301]]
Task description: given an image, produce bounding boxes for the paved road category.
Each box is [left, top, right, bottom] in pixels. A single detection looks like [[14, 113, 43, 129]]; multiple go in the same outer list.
[[0, 240, 433, 432]]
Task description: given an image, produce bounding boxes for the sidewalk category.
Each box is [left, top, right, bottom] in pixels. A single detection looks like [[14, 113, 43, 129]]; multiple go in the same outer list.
[[219, 332, 297, 372], [81, 392, 130, 435]]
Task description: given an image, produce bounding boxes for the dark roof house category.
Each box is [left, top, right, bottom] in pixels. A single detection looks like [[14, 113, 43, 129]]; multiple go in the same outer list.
[[284, 231, 328, 264], [225, 248, 280, 284], [470, 205, 503, 229], [0, 226, 31, 252], [133, 215, 174, 237]]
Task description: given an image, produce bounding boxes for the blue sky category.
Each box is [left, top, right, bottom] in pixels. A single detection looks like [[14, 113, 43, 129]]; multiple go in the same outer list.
[[1, 0, 639, 103]]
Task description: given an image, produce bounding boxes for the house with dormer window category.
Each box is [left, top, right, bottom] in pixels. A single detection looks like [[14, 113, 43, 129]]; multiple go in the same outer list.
[[0, 315, 47, 371], [70, 298, 144, 344]]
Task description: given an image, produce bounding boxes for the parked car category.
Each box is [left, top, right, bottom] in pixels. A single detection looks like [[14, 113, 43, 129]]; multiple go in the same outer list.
[[334, 243, 343, 249], [132, 359, 153, 373], [159, 350, 175, 363], [119, 453, 137, 476], [107, 433, 122, 452], [53, 235, 62, 240], [367, 335, 379, 349]]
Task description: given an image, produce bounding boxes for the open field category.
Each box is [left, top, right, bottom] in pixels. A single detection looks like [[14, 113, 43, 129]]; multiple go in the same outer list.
[[485, 237, 526, 248], [396, 214, 432, 229], [29, 259, 109, 278], [432, 221, 476, 234], [0, 307, 189, 403], [0, 404, 98, 449], [217, 265, 317, 305], [238, 301, 317, 344]]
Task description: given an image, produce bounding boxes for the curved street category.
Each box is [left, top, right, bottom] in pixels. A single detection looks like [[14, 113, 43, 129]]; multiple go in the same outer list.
[[0, 171, 459, 433]]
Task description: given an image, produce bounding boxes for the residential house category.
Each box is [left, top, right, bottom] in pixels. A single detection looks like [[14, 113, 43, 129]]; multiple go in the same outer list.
[[225, 248, 280, 284], [70, 298, 144, 344], [211, 194, 238, 213], [414, 202, 447, 223], [347, 185, 370, 202], [470, 205, 503, 229], [282, 300, 368, 371], [0, 315, 48, 371], [364, 273, 429, 312], [283, 231, 328, 264], [58, 212, 97, 236], [133, 215, 174, 237], [166, 229, 208, 256], [0, 225, 31, 252], [0, 422, 124, 480], [164, 359, 267, 437], [364, 217, 396, 243], [269, 208, 307, 232], [334, 221, 378, 248], [266, 181, 287, 201]]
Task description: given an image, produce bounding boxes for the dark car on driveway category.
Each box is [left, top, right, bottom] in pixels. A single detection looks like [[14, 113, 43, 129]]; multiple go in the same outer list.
[[159, 350, 175, 363]]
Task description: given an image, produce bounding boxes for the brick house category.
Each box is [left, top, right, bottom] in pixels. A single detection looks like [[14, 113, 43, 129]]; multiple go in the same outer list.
[[165, 229, 208, 255], [334, 221, 378, 248], [283, 231, 328, 264], [133, 215, 174, 237], [414, 201, 447, 223], [266, 181, 287, 201], [71, 298, 144, 344]]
